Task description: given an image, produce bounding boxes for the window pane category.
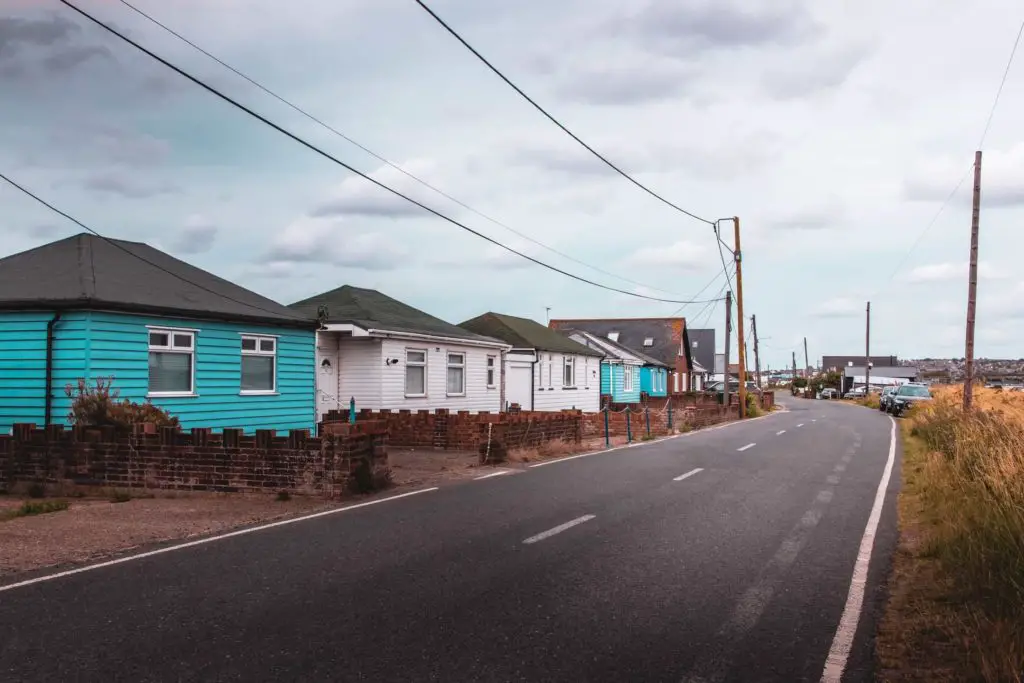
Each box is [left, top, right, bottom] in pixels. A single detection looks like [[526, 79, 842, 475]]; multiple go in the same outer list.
[[149, 332, 169, 347], [407, 350, 426, 364], [447, 366, 464, 394], [149, 352, 192, 393], [486, 356, 495, 368], [241, 337, 257, 351], [173, 334, 193, 349], [242, 355, 274, 391], [259, 338, 275, 353], [447, 353, 464, 365], [487, 368, 495, 386], [406, 365, 425, 394]]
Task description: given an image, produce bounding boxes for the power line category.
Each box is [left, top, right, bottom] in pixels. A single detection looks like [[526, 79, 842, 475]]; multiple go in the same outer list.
[[978, 18, 1024, 149], [410, 0, 715, 227], [0, 172, 310, 323], [56, 0, 721, 307], [714, 221, 736, 291], [113, 0, 692, 300], [670, 268, 729, 317]]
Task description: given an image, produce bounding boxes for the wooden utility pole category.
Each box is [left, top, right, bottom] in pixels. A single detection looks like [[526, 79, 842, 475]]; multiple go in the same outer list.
[[733, 217, 748, 418], [723, 290, 733, 411], [751, 315, 762, 389], [792, 351, 797, 393], [803, 337, 810, 378], [964, 150, 983, 411], [865, 302, 872, 393]]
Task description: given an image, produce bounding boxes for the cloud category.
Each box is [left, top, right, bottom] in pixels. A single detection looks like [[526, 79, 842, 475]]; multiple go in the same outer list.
[[767, 203, 843, 230], [42, 44, 111, 73], [761, 45, 867, 99], [557, 64, 695, 105], [427, 242, 533, 271], [811, 297, 864, 318], [262, 217, 407, 270], [81, 171, 179, 199], [904, 144, 1024, 208], [624, 240, 710, 269], [903, 261, 1006, 283], [0, 15, 78, 57], [173, 215, 218, 254], [47, 124, 172, 167], [310, 161, 438, 219]]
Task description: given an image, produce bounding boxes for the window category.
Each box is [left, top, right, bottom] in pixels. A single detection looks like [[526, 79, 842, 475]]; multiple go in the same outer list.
[[692, 340, 699, 348], [547, 354, 553, 387], [446, 352, 465, 395], [563, 356, 575, 387], [406, 349, 427, 396], [643, 337, 654, 347], [486, 355, 497, 388], [240, 335, 276, 393], [607, 332, 620, 342], [148, 328, 194, 395], [623, 365, 634, 392]]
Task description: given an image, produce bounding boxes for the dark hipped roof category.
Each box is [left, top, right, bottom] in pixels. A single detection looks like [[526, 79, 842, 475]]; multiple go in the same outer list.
[[289, 285, 503, 344], [562, 328, 669, 368], [548, 318, 685, 367], [459, 312, 603, 357], [0, 233, 313, 327]]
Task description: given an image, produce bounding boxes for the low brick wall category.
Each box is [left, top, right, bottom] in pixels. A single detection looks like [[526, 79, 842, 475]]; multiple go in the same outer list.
[[0, 421, 389, 497], [478, 411, 582, 463]]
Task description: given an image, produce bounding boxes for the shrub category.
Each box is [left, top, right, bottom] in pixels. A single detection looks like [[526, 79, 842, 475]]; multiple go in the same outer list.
[[65, 377, 179, 431], [745, 392, 762, 417], [26, 482, 46, 499], [16, 500, 69, 517], [110, 490, 132, 503], [276, 491, 291, 502]]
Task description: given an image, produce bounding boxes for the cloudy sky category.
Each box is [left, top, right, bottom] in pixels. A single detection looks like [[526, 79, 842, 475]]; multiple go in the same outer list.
[[2, 0, 1023, 370]]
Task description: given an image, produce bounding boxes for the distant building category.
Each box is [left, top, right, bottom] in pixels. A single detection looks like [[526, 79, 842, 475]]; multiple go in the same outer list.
[[841, 365, 919, 393], [822, 355, 899, 372]]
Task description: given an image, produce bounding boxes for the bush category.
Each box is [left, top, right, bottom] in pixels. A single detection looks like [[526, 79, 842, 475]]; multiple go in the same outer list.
[[65, 377, 179, 431], [744, 392, 762, 417], [26, 483, 46, 499], [110, 490, 132, 503], [16, 500, 69, 517]]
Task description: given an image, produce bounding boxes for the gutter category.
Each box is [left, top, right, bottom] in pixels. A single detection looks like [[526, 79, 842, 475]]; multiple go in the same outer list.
[[44, 312, 62, 427], [321, 323, 511, 350]]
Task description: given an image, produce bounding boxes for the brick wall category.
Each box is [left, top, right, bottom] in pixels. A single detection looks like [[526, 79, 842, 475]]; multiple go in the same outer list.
[[479, 411, 582, 463], [0, 421, 389, 497], [326, 408, 504, 451]]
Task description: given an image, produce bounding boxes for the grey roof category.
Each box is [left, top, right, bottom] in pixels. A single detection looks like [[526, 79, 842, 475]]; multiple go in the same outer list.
[[843, 365, 919, 378], [548, 318, 685, 367], [459, 312, 603, 357], [687, 329, 716, 376], [0, 233, 313, 326], [290, 285, 503, 344], [563, 329, 669, 368], [823, 355, 899, 370]]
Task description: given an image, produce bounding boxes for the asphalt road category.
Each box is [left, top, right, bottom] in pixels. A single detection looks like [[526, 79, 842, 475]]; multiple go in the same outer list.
[[0, 396, 899, 683]]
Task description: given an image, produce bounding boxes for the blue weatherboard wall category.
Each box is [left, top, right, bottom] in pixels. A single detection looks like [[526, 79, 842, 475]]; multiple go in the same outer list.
[[641, 366, 668, 397], [0, 310, 315, 435], [599, 361, 640, 403]]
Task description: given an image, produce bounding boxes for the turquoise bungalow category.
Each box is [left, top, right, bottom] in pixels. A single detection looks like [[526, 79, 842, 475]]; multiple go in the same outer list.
[[564, 330, 644, 404], [0, 234, 317, 435], [638, 355, 670, 398]]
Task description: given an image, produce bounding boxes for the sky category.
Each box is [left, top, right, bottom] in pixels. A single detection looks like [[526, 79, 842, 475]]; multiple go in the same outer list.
[[2, 0, 1024, 371]]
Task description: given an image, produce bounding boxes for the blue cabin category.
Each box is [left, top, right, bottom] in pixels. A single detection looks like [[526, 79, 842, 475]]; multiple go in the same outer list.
[[0, 234, 317, 435], [640, 363, 669, 398], [566, 330, 644, 403]]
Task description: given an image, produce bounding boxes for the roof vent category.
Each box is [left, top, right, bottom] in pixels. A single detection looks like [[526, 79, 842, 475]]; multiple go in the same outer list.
[[643, 337, 654, 347], [607, 332, 620, 342]]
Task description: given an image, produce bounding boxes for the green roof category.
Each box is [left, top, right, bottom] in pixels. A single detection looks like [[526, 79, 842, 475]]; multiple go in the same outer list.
[[290, 285, 502, 343], [459, 312, 604, 357]]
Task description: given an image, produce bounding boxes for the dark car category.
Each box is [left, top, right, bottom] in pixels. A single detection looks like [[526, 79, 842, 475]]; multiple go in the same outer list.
[[889, 383, 932, 416], [879, 386, 898, 412]]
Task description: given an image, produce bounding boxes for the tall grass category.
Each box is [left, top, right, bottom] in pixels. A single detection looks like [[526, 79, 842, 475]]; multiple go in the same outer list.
[[906, 386, 1024, 679]]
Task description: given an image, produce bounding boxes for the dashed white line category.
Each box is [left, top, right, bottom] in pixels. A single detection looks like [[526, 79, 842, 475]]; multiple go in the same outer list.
[[737, 443, 756, 452], [0, 487, 440, 593], [821, 416, 897, 682], [812, 419, 818, 422], [797, 423, 805, 428], [673, 468, 704, 482], [522, 515, 596, 545], [776, 430, 786, 435], [474, 470, 511, 480]]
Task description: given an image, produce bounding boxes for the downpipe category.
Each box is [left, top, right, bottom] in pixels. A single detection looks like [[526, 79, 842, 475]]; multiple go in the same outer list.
[[44, 312, 62, 427]]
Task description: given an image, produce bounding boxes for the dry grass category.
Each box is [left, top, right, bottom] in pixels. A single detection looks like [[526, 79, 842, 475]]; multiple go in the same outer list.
[[878, 385, 1024, 681]]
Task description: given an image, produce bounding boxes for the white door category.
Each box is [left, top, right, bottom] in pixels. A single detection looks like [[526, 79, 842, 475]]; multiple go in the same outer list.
[[317, 350, 340, 420], [506, 362, 533, 410]]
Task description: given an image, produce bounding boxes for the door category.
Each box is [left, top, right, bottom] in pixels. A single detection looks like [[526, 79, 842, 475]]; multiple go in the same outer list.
[[317, 350, 340, 420], [506, 362, 532, 410]]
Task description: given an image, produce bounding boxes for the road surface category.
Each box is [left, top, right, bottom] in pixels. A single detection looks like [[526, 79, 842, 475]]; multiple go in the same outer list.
[[0, 396, 899, 682]]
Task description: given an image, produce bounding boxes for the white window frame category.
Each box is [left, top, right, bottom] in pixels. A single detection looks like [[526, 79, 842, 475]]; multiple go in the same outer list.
[[623, 365, 634, 392], [563, 355, 575, 387], [147, 327, 196, 397], [486, 355, 497, 388], [546, 354, 553, 388], [405, 348, 427, 397], [240, 334, 278, 395], [446, 351, 466, 396]]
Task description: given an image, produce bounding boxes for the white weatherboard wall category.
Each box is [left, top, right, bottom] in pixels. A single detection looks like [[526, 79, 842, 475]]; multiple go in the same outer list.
[[532, 350, 601, 412], [338, 338, 382, 407], [379, 338, 501, 412]]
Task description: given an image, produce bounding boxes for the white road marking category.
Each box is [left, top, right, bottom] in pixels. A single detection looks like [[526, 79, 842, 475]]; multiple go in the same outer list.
[[737, 443, 756, 452], [826, 474, 841, 485], [821, 416, 897, 683], [812, 419, 818, 422], [776, 430, 786, 435], [834, 463, 847, 473], [522, 515, 596, 545], [797, 423, 805, 428], [474, 470, 511, 480], [673, 468, 704, 482], [0, 487, 439, 593]]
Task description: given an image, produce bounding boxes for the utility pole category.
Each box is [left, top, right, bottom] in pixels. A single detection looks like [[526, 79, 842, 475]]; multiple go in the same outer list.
[[803, 337, 810, 378], [792, 351, 797, 393], [964, 151, 983, 411], [865, 302, 872, 393], [723, 290, 733, 411], [733, 217, 748, 418], [751, 315, 762, 389]]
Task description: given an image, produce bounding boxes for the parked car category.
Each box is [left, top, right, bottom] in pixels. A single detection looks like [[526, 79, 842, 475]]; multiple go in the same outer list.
[[879, 386, 898, 412], [889, 383, 933, 416], [820, 388, 838, 400], [843, 386, 866, 399]]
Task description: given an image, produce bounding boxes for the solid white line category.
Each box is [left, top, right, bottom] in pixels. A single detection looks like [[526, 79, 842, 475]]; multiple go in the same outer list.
[[0, 487, 439, 593], [797, 423, 805, 428], [522, 515, 595, 545], [474, 470, 510, 480], [812, 419, 818, 422], [737, 443, 756, 452], [776, 430, 786, 435], [820, 416, 897, 682], [673, 467, 704, 482]]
